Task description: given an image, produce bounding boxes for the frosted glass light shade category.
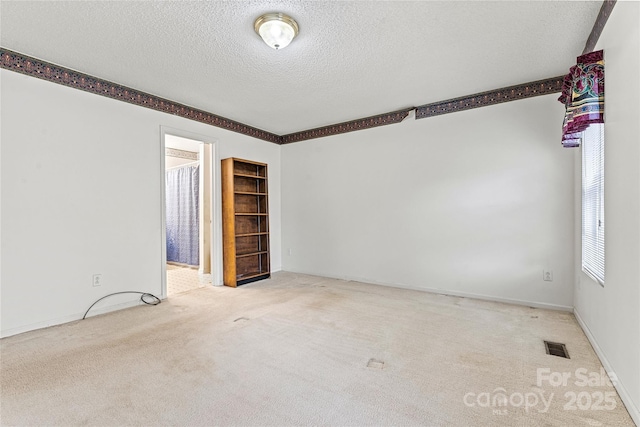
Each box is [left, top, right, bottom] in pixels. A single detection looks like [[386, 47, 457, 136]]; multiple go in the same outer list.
[[254, 13, 299, 50]]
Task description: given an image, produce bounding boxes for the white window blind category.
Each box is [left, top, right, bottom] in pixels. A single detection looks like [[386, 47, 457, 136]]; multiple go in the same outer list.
[[582, 123, 605, 285]]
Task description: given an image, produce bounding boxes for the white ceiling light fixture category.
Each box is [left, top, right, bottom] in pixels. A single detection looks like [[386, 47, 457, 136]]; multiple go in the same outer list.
[[254, 13, 299, 50]]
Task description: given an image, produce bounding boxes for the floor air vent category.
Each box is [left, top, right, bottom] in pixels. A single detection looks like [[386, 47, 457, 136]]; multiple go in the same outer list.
[[544, 341, 570, 359]]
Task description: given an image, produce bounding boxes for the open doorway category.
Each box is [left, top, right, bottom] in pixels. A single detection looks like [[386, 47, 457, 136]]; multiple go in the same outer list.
[[161, 130, 217, 297]]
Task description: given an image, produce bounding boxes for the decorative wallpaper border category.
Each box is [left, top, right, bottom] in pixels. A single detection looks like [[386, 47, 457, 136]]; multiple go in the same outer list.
[[280, 109, 413, 144], [415, 76, 565, 120], [166, 147, 198, 160], [583, 0, 616, 54], [0, 38, 602, 145], [0, 48, 281, 144]]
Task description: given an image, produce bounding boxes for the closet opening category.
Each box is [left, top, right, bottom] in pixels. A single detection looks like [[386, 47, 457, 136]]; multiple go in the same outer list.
[[161, 131, 217, 297]]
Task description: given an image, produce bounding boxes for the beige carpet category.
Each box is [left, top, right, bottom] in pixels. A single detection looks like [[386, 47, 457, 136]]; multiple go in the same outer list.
[[166, 263, 205, 296], [0, 272, 634, 426]]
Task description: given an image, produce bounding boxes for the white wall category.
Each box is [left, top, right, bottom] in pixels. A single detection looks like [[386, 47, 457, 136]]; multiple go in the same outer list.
[[573, 1, 640, 423], [282, 94, 575, 309], [0, 70, 281, 337]]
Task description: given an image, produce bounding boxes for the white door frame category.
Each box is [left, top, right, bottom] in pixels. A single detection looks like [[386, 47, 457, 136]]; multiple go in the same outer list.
[[160, 126, 222, 298]]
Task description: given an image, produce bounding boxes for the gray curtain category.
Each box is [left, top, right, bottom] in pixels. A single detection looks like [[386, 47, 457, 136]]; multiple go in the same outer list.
[[166, 165, 199, 266]]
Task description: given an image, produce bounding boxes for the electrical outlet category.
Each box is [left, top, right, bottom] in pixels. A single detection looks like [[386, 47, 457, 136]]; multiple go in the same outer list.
[[543, 270, 553, 282], [92, 274, 102, 287]]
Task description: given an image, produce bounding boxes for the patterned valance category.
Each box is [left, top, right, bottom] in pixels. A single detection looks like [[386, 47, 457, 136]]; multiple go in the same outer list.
[[558, 50, 605, 147]]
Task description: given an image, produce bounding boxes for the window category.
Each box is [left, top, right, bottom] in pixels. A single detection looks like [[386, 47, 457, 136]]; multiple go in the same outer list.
[[581, 123, 605, 285]]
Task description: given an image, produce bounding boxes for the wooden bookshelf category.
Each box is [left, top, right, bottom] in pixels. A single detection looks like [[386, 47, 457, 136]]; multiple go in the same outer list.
[[221, 158, 270, 287]]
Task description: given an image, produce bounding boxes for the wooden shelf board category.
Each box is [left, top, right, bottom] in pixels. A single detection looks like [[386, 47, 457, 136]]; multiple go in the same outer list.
[[235, 213, 268, 216], [230, 158, 267, 167], [236, 232, 269, 237], [234, 173, 267, 179], [236, 271, 270, 280], [236, 251, 268, 258], [235, 191, 267, 196]]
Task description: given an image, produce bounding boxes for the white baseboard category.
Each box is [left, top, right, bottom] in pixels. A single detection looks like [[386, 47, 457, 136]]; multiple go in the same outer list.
[[383, 280, 573, 311], [0, 298, 159, 339], [574, 309, 640, 426], [1, 313, 83, 338], [282, 268, 573, 312], [198, 272, 212, 283]]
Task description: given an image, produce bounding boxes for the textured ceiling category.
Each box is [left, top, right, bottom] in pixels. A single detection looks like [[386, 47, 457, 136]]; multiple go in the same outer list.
[[1, 1, 601, 135]]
